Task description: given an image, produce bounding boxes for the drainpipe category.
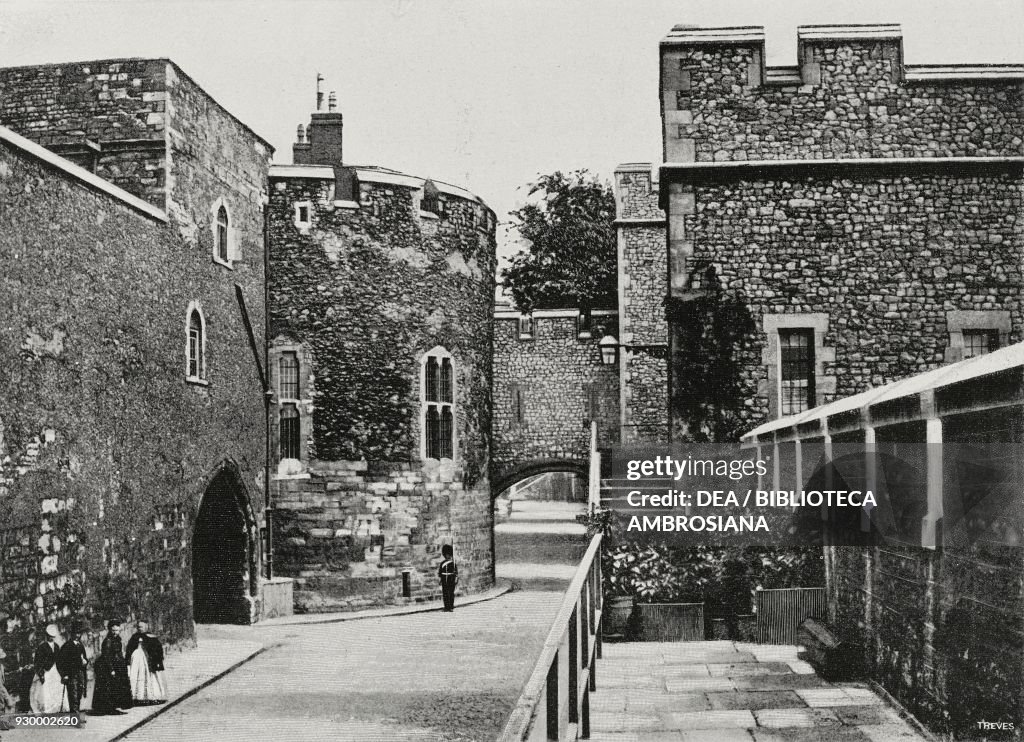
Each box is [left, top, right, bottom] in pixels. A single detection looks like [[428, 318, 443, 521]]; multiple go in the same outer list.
[[263, 199, 274, 580]]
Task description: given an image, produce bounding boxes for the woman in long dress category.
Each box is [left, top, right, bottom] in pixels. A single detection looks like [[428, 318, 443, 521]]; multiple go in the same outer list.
[[90, 620, 132, 715], [125, 621, 166, 704], [29, 624, 68, 714]]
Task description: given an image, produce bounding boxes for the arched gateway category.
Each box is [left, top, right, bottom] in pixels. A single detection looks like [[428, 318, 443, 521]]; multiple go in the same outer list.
[[192, 466, 256, 624]]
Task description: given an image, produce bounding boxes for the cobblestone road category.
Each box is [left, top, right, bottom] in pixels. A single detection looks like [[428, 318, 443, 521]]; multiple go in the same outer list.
[[120, 500, 588, 742]]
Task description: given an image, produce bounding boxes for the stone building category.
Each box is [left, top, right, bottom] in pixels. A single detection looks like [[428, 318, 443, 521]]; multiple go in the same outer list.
[[267, 103, 498, 612], [651, 23, 1023, 436], [491, 306, 620, 493], [0, 56, 273, 670], [650, 23, 1024, 737]]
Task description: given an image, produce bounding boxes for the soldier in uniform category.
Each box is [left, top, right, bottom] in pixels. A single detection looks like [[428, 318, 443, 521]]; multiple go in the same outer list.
[[438, 544, 458, 612]]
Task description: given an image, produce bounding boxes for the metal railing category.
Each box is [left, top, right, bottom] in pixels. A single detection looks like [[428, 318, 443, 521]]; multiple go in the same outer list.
[[497, 533, 604, 742]]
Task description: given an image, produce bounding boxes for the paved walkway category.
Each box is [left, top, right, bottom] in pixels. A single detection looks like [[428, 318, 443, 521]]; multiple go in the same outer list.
[[105, 499, 588, 742], [590, 640, 928, 742], [1, 639, 263, 742]]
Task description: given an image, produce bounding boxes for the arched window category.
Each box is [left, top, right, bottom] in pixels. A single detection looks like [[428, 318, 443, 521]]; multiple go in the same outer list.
[[186, 303, 206, 381], [279, 352, 299, 398], [422, 348, 455, 460], [216, 205, 229, 263]]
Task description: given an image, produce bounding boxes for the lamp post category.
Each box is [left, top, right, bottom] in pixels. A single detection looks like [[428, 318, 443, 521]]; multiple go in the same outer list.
[[598, 334, 619, 366]]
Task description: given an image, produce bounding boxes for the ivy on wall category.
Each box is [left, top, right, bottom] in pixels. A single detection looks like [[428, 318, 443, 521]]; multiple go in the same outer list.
[[665, 266, 756, 443]]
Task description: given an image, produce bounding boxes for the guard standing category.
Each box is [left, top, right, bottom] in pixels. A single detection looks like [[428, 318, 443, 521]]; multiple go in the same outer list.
[[438, 544, 458, 612]]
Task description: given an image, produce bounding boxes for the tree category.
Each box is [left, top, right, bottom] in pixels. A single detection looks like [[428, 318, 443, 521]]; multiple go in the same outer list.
[[502, 170, 616, 312]]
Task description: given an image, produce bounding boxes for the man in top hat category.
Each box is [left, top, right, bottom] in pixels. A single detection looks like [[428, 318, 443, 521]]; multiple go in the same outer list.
[[30, 624, 65, 713], [56, 623, 89, 714]]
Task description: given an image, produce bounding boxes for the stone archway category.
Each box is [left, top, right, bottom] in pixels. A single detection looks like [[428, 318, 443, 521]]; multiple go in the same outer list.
[[192, 467, 254, 624], [492, 458, 589, 500]]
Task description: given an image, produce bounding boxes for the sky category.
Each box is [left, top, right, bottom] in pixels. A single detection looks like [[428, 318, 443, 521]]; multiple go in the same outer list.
[[2, 0, 1022, 260]]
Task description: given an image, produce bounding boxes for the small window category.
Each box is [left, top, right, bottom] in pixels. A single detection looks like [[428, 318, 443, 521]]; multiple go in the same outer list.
[[216, 205, 229, 263], [421, 180, 440, 215], [186, 305, 205, 381], [294, 201, 312, 229], [423, 349, 455, 459], [280, 405, 300, 460], [577, 310, 593, 338], [583, 382, 601, 423], [962, 329, 999, 359], [518, 315, 534, 340], [279, 352, 299, 398], [511, 384, 526, 426], [779, 329, 815, 415]]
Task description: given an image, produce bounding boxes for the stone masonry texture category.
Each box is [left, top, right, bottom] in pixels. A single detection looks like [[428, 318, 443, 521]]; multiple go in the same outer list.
[[0, 56, 271, 701], [267, 170, 497, 613], [492, 314, 620, 491], [615, 166, 669, 444], [660, 26, 1024, 737]]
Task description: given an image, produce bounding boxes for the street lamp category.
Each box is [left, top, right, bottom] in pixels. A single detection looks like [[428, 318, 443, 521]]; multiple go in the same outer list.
[[598, 334, 618, 365]]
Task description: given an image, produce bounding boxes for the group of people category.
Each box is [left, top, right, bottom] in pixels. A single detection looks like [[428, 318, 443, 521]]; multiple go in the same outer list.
[[0, 619, 167, 718]]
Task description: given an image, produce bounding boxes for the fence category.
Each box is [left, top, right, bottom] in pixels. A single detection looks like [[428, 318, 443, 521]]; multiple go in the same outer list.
[[497, 533, 604, 742], [635, 602, 704, 641], [756, 587, 827, 645]]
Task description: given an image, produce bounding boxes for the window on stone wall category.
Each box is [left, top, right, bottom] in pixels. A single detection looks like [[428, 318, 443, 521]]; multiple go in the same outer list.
[[280, 404, 300, 460], [279, 352, 299, 398], [577, 310, 593, 338], [421, 180, 441, 215], [423, 349, 455, 459], [216, 205, 229, 263], [294, 201, 312, 230], [779, 329, 815, 415], [511, 383, 526, 426], [518, 315, 534, 340], [186, 304, 206, 382], [963, 329, 1000, 359], [583, 383, 601, 424]]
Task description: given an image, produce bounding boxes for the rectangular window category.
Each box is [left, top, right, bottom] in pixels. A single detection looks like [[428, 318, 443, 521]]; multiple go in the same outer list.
[[583, 383, 601, 423], [518, 315, 534, 339], [280, 405, 300, 460], [279, 352, 299, 398], [963, 329, 999, 358], [779, 329, 815, 416], [577, 311, 592, 338], [511, 384, 526, 425], [188, 330, 200, 378]]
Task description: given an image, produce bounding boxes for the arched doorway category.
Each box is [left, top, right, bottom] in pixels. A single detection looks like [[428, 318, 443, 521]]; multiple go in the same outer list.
[[192, 468, 253, 624]]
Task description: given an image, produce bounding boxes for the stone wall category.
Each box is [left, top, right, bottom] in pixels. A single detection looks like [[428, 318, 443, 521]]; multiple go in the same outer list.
[[0, 126, 267, 676], [662, 30, 1024, 163], [614, 165, 669, 444], [0, 60, 170, 206], [492, 312, 620, 490], [267, 167, 497, 611], [660, 26, 1024, 437]]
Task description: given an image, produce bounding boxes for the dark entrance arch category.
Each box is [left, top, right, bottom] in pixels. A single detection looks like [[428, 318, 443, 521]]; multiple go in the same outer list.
[[492, 458, 589, 500], [192, 467, 254, 624]]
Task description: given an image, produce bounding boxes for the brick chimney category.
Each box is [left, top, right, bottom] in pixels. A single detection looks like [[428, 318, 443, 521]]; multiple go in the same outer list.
[[292, 76, 344, 166]]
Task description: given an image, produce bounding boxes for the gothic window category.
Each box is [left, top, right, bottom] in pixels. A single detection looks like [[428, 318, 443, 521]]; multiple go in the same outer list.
[[185, 303, 206, 382], [962, 329, 999, 358], [779, 329, 815, 415], [423, 349, 455, 459], [279, 353, 299, 398], [216, 205, 229, 263], [280, 405, 300, 460]]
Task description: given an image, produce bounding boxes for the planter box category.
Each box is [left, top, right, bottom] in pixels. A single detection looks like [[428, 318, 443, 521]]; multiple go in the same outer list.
[[636, 602, 704, 641]]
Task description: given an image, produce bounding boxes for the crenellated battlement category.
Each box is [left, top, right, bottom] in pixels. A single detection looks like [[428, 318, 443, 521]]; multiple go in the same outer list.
[[660, 23, 1024, 163]]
